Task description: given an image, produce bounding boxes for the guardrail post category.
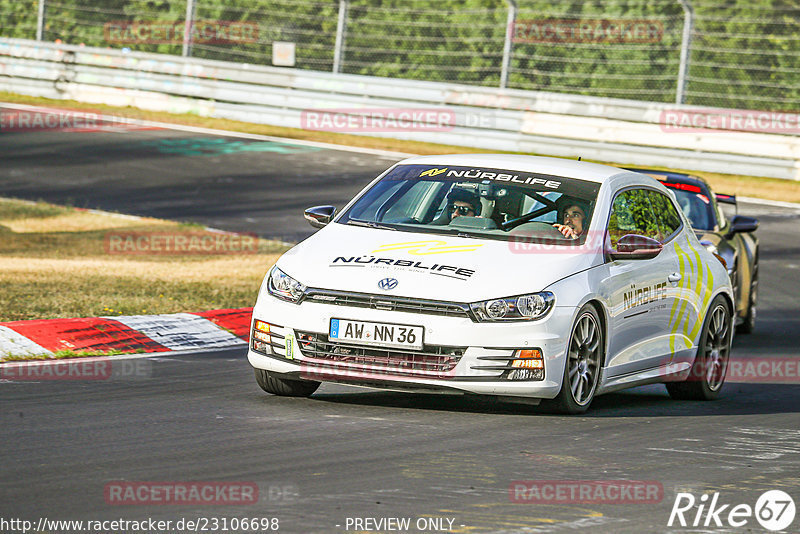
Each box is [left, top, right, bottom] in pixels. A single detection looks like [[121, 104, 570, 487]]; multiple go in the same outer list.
[[182, 0, 196, 57], [36, 0, 46, 41], [676, 0, 694, 104], [500, 0, 517, 89], [332, 0, 348, 73]]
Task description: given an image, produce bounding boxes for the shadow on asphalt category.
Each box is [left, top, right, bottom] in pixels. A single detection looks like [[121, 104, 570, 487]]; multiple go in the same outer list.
[[206, 339, 800, 419], [303, 383, 800, 418]]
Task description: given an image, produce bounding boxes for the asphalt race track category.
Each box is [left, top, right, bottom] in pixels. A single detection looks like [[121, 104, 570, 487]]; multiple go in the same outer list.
[[2, 109, 800, 533], [0, 116, 400, 242]]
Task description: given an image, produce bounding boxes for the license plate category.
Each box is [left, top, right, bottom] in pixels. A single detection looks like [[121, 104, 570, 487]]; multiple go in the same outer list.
[[329, 319, 424, 351]]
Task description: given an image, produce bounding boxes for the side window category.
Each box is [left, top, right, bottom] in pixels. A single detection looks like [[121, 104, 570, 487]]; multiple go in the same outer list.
[[648, 191, 682, 240], [607, 189, 661, 247]]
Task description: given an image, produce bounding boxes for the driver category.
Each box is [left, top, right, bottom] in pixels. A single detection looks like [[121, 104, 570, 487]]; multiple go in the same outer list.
[[553, 197, 589, 239], [447, 188, 481, 219]]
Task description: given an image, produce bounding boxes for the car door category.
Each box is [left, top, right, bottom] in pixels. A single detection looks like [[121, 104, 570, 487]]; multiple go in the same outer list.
[[601, 188, 681, 378]]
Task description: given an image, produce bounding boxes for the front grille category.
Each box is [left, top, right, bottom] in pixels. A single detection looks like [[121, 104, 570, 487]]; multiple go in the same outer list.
[[295, 331, 465, 378], [303, 289, 471, 319]]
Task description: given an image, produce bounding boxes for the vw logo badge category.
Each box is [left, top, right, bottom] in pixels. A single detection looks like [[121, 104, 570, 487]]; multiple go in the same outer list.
[[378, 278, 398, 291]]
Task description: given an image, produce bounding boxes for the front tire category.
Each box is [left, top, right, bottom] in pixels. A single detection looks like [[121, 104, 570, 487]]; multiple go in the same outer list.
[[546, 304, 604, 414], [254, 368, 320, 397], [666, 295, 732, 400]]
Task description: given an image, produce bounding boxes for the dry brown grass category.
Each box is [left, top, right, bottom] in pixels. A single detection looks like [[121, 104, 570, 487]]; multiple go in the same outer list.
[[0, 198, 285, 322], [695, 171, 800, 203], [3, 210, 169, 233]]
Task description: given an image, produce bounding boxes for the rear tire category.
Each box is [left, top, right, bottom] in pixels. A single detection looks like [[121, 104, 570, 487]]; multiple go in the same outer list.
[[254, 368, 320, 397], [666, 295, 731, 400], [545, 304, 604, 415]]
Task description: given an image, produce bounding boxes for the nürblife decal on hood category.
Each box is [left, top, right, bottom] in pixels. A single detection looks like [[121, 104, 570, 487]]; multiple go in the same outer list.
[[330, 255, 475, 280]]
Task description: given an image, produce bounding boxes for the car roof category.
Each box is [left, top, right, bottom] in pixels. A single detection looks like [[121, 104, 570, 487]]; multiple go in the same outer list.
[[397, 154, 628, 183], [624, 167, 709, 189]]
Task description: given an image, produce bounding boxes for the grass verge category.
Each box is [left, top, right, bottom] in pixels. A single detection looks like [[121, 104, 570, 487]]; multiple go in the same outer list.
[[0, 197, 287, 323], [1, 91, 798, 203]]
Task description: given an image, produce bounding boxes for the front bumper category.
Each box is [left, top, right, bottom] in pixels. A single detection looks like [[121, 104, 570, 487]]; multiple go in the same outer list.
[[247, 294, 576, 399]]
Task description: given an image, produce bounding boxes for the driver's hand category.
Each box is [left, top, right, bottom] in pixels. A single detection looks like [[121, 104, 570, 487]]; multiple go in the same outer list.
[[553, 224, 578, 239]]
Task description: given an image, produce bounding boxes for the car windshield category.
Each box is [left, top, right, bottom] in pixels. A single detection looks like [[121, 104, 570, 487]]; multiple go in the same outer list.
[[338, 164, 601, 244], [659, 181, 716, 230]]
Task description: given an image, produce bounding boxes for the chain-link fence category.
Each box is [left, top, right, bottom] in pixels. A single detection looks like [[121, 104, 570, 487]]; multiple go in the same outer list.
[[1, 0, 798, 111]]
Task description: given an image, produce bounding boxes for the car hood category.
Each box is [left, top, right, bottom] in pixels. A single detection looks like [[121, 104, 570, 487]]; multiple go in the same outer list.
[[276, 223, 601, 302]]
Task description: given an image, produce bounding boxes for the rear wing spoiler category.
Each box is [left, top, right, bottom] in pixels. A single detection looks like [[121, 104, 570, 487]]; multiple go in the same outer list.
[[715, 193, 737, 205]]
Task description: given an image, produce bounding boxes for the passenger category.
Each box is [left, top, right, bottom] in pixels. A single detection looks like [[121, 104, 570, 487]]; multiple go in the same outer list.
[[553, 198, 589, 239]]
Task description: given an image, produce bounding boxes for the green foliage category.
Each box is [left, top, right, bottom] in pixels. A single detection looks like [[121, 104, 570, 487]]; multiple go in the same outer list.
[[0, 0, 38, 39], [1, 0, 796, 110]]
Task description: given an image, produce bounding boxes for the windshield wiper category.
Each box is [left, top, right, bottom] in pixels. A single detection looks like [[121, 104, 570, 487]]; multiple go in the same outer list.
[[436, 228, 483, 239], [346, 220, 397, 231]]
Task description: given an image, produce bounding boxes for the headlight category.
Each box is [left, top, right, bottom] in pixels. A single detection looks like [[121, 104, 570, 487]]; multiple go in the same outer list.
[[470, 292, 555, 322], [266, 267, 306, 303]]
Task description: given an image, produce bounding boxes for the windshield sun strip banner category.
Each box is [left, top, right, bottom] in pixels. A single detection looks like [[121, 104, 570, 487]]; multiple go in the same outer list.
[[385, 164, 601, 196]]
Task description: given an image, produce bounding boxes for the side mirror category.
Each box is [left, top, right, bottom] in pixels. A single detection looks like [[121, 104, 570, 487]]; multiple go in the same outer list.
[[304, 205, 336, 229], [609, 234, 663, 260], [728, 215, 758, 235]]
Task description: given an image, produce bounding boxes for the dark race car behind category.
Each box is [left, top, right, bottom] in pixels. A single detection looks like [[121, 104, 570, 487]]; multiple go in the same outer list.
[[627, 168, 759, 333]]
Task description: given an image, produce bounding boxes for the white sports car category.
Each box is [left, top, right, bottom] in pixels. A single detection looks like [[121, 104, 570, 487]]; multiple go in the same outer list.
[[248, 155, 734, 413]]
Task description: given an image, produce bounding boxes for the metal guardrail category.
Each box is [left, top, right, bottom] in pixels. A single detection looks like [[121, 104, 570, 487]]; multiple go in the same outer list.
[[1, 37, 798, 180]]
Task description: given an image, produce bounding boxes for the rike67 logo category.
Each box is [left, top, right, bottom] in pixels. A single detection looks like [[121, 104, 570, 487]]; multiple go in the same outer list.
[[668, 490, 796, 531]]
